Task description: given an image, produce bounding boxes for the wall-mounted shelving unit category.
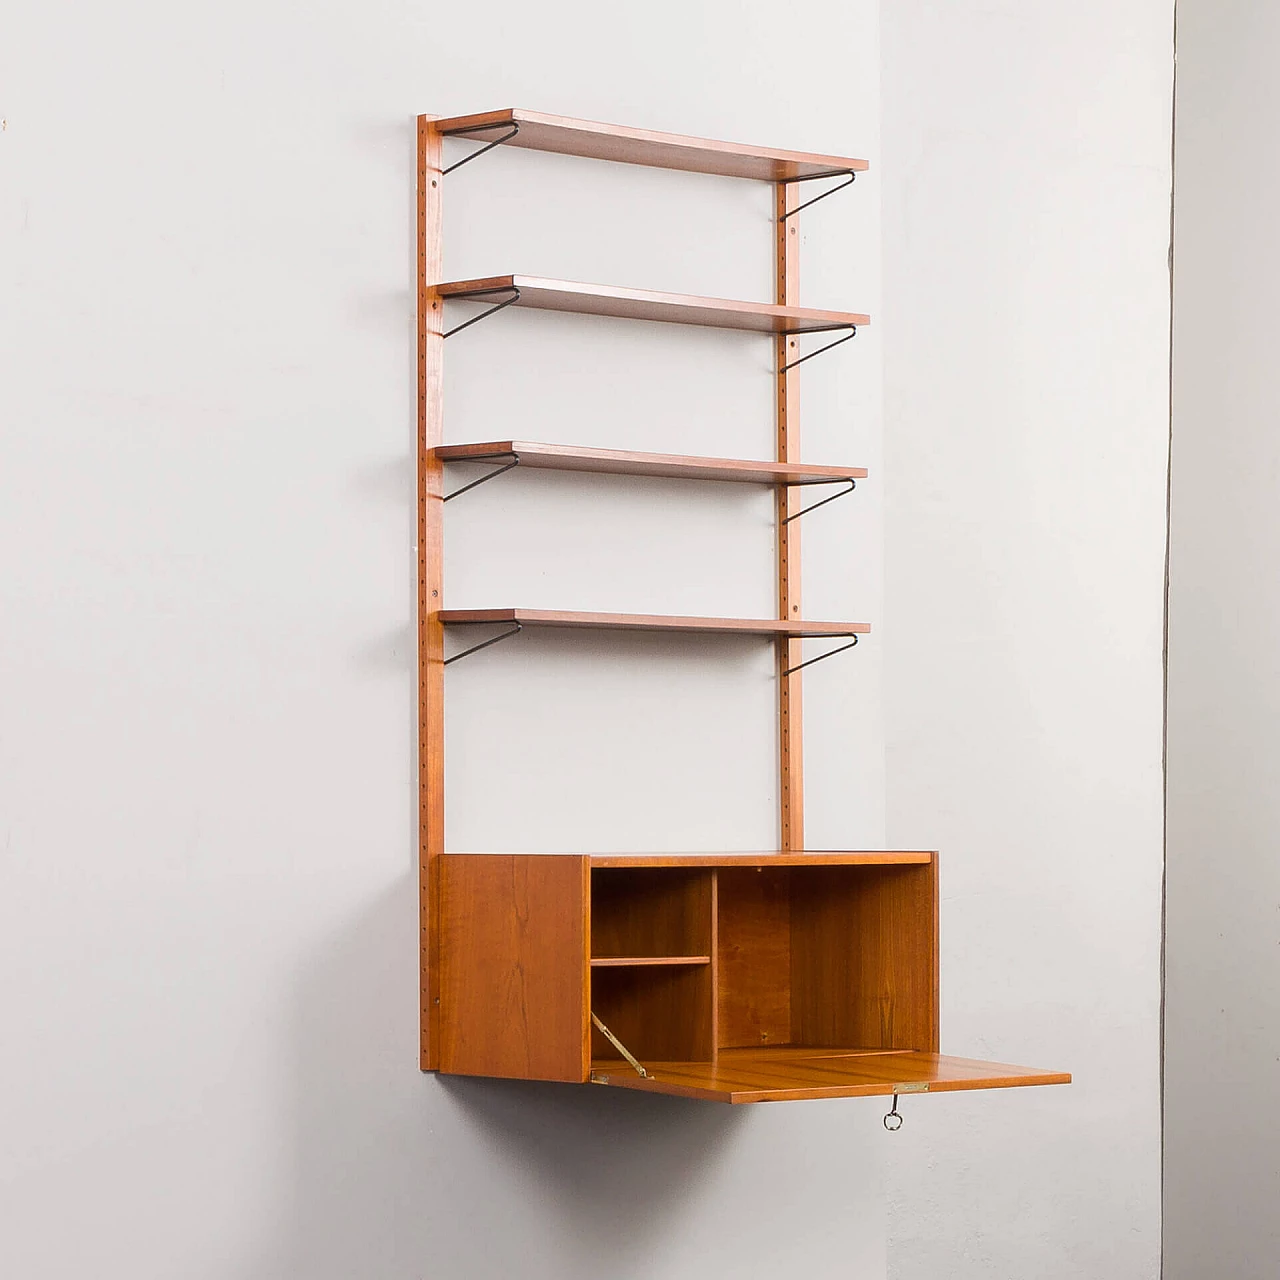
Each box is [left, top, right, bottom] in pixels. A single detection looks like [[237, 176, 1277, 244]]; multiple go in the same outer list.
[[417, 108, 1069, 1106]]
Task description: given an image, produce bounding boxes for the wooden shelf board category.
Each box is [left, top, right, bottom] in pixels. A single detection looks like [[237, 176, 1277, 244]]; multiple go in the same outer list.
[[590, 956, 711, 967], [591, 1050, 1072, 1104], [433, 440, 867, 486], [434, 275, 869, 335], [435, 108, 869, 182], [589, 851, 934, 868], [709, 1046, 904, 1061], [438, 608, 870, 639]]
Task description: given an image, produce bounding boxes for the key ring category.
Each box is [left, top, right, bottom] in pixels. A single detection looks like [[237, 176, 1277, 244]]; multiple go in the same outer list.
[[883, 1093, 903, 1132]]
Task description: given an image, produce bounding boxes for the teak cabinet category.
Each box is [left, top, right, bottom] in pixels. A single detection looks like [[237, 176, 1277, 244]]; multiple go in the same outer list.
[[439, 852, 1067, 1103], [417, 109, 1070, 1106]]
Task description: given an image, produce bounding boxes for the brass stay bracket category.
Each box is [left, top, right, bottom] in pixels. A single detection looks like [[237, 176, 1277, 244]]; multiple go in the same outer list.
[[590, 1012, 650, 1078]]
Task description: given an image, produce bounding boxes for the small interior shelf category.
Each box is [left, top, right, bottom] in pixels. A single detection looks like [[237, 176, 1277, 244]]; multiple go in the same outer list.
[[434, 275, 869, 334], [433, 440, 868, 487], [436, 108, 869, 181], [590, 956, 712, 967], [438, 608, 870, 639]]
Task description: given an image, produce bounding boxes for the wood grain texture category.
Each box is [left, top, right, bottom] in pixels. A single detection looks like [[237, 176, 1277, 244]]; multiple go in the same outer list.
[[589, 868, 715, 1065], [433, 440, 866, 486], [716, 868, 792, 1048], [590, 964, 714, 1064], [590, 1049, 1072, 1104], [591, 867, 713, 957], [790, 860, 939, 1052], [438, 855, 589, 1082], [418, 116, 445, 1071], [434, 275, 869, 334], [438, 608, 870, 638], [436, 108, 868, 181]]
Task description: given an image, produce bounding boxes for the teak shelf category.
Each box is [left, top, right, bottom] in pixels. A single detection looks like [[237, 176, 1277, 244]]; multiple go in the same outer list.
[[435, 275, 869, 335], [436, 107, 869, 180], [417, 109, 1069, 1107], [433, 440, 867, 487], [440, 608, 870, 639]]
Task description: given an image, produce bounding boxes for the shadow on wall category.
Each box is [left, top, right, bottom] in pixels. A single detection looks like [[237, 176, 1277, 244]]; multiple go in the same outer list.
[[243, 874, 747, 1280]]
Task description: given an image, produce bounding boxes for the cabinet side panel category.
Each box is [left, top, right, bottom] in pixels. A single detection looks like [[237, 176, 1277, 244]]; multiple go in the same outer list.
[[791, 864, 937, 1051], [926, 853, 939, 1050], [439, 855, 589, 1081]]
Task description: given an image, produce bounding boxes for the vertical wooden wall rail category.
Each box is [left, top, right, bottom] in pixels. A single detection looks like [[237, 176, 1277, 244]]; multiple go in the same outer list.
[[776, 182, 804, 852], [419, 116, 445, 1070]]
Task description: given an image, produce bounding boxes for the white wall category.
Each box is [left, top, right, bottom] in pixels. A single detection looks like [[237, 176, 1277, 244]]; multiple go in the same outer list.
[[0, 2, 888, 1278], [880, 4, 1172, 1278], [0, 2, 1176, 1277], [1166, 5, 1280, 1276]]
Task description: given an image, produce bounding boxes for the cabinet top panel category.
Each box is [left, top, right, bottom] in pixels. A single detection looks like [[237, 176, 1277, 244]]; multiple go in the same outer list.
[[438, 852, 934, 867], [588, 852, 934, 868]]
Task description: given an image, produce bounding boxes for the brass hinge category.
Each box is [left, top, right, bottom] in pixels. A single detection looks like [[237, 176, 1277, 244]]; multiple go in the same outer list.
[[590, 1012, 649, 1078], [884, 1082, 929, 1131]]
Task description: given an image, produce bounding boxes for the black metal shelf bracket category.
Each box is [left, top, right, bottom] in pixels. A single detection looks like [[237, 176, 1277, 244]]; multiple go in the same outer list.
[[443, 452, 521, 501], [780, 324, 857, 372], [782, 477, 857, 524], [442, 286, 522, 339], [444, 621, 523, 665], [778, 169, 858, 221], [441, 121, 521, 175], [782, 633, 859, 677]]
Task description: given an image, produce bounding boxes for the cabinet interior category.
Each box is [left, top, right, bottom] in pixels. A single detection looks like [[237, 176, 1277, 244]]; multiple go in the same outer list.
[[589, 862, 936, 1069]]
